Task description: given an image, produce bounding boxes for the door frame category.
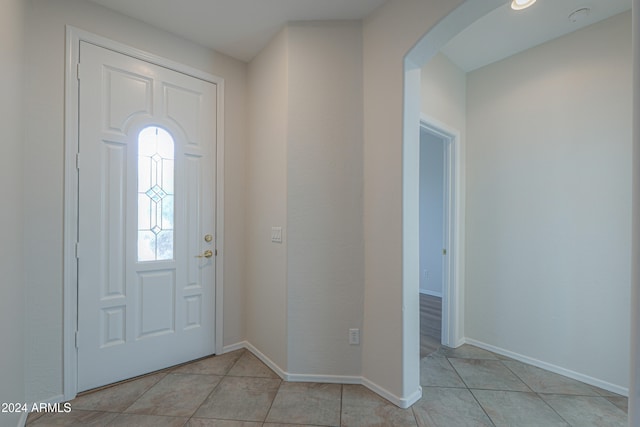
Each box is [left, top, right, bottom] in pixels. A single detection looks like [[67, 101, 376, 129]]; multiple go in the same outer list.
[[63, 26, 225, 401], [419, 115, 463, 348]]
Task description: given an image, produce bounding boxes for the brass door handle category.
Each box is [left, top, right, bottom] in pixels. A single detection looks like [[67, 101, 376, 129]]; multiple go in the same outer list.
[[195, 250, 213, 258]]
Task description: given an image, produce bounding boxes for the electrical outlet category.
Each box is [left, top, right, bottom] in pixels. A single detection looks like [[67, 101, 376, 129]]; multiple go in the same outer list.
[[349, 328, 360, 345]]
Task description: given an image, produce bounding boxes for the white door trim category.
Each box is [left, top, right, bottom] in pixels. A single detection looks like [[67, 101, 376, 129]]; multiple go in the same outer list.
[[63, 26, 225, 401], [419, 114, 464, 348]]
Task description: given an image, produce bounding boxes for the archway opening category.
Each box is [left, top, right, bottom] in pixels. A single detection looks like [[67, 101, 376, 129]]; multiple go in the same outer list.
[[402, 0, 635, 411]]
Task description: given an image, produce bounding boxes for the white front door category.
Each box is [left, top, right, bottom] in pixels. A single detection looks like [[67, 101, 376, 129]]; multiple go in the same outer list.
[[77, 41, 217, 392]]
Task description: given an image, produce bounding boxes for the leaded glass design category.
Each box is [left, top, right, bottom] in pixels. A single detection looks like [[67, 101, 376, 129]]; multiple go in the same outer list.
[[137, 126, 175, 261]]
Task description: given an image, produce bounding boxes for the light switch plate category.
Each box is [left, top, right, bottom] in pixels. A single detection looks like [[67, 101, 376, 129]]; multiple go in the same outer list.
[[271, 226, 282, 243], [349, 328, 360, 345]]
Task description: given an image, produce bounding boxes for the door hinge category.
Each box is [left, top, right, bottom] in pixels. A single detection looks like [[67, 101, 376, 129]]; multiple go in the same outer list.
[[76, 63, 81, 80], [76, 153, 80, 170], [443, 248, 447, 255], [75, 331, 79, 349], [215, 249, 218, 256], [75, 242, 80, 259]]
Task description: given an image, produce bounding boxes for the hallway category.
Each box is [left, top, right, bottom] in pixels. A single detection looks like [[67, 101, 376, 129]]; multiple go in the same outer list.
[[420, 294, 442, 358]]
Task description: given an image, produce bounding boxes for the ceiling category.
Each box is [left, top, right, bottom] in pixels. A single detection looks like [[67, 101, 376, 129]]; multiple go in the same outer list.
[[85, 0, 631, 66], [85, 0, 386, 62], [441, 0, 632, 72]]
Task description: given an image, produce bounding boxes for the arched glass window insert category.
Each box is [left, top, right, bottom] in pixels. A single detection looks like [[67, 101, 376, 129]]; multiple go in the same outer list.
[[137, 126, 175, 262]]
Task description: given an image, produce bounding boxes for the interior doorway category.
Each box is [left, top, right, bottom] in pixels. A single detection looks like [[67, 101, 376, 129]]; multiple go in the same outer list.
[[419, 125, 446, 357], [418, 117, 461, 353]]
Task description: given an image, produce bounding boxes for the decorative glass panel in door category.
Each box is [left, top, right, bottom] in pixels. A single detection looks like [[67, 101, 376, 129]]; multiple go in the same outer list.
[[137, 126, 175, 262]]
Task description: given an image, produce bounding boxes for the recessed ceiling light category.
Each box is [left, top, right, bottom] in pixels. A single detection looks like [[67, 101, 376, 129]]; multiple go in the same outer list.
[[511, 0, 537, 10]]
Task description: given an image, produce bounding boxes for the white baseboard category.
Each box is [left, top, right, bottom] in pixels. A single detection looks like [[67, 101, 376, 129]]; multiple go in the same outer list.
[[221, 341, 246, 354], [361, 378, 422, 409], [17, 412, 28, 427], [453, 337, 466, 348], [224, 340, 422, 408], [419, 289, 442, 298], [286, 373, 362, 384], [240, 341, 288, 380], [464, 338, 629, 397]]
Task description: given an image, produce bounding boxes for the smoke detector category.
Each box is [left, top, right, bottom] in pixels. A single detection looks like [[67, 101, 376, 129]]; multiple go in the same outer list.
[[568, 7, 592, 23]]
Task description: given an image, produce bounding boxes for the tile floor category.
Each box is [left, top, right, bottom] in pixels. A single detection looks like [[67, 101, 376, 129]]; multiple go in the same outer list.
[[26, 345, 628, 426]]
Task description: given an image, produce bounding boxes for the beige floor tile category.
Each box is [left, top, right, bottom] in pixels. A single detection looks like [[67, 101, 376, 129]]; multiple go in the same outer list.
[[227, 351, 279, 378], [109, 413, 188, 427], [413, 387, 493, 427], [502, 360, 600, 396], [540, 394, 628, 427], [71, 372, 166, 412], [420, 352, 465, 388], [472, 390, 569, 427], [193, 376, 281, 422], [606, 396, 629, 413], [591, 386, 626, 398], [341, 384, 417, 427], [420, 334, 441, 358], [449, 358, 530, 392], [26, 410, 46, 424], [263, 424, 318, 427], [29, 409, 118, 426], [37, 344, 628, 427], [187, 419, 262, 427], [124, 373, 222, 417], [265, 382, 341, 426]]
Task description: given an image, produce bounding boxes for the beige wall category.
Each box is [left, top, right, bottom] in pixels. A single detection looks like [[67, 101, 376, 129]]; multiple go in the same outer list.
[[465, 12, 632, 390], [0, 0, 25, 425], [246, 27, 289, 369], [23, 0, 247, 402], [362, 0, 466, 402], [286, 22, 364, 376], [246, 21, 364, 378], [421, 53, 466, 132]]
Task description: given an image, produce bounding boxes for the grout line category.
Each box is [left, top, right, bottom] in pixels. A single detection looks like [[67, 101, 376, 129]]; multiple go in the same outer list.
[[262, 377, 281, 424], [223, 348, 246, 376], [184, 364, 228, 423], [497, 359, 535, 393], [444, 355, 496, 427], [465, 388, 497, 427], [420, 384, 473, 389], [444, 354, 470, 389], [410, 399, 420, 427], [534, 392, 574, 426]]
